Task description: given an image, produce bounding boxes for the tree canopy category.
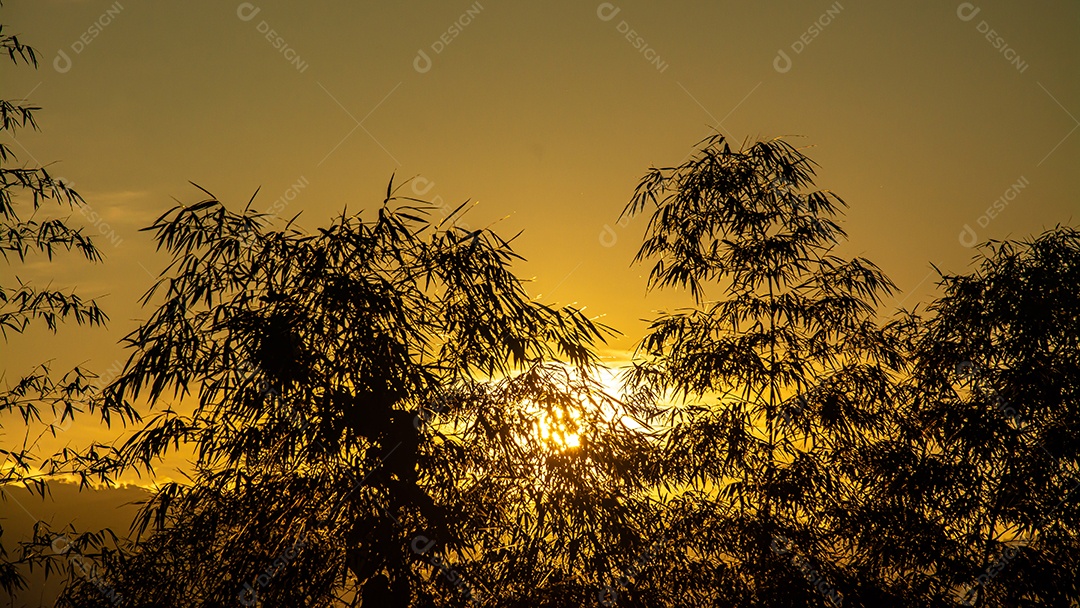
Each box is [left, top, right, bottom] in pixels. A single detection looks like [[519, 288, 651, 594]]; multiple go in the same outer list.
[[0, 17, 125, 596], [56, 181, 676, 606], [1, 78, 1076, 604], [618, 135, 907, 608]]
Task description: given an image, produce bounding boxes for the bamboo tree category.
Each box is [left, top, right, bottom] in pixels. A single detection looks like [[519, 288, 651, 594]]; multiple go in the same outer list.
[[856, 227, 1080, 607], [622, 134, 905, 608], [57, 181, 668, 607], [0, 14, 133, 596]]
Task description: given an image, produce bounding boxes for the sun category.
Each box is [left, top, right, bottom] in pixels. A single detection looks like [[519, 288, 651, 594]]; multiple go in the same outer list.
[[533, 404, 581, 449], [521, 365, 642, 451]]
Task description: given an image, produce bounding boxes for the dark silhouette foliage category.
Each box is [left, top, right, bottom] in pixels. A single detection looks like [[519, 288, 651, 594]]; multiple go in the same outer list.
[[35, 132, 1080, 608], [619, 134, 907, 608], [0, 14, 130, 596], [57, 182, 671, 607], [852, 227, 1080, 607]]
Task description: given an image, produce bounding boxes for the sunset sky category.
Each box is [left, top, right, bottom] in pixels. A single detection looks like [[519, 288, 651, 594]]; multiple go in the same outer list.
[[1, 0, 1078, 484]]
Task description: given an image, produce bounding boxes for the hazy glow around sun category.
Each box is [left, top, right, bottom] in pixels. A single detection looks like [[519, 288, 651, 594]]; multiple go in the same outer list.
[[522, 365, 646, 451], [534, 404, 581, 449]]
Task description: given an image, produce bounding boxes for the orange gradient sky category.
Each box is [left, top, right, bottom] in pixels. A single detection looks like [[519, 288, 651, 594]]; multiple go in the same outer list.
[[1, 0, 1078, 471]]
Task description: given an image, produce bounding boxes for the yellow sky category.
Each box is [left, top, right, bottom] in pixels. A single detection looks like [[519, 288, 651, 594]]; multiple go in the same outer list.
[[1, 0, 1078, 473]]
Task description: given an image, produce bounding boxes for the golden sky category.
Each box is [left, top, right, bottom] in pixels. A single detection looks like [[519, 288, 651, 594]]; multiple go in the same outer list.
[[1, 0, 1078, 467]]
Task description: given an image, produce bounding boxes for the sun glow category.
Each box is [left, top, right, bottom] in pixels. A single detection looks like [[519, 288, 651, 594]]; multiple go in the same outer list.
[[533, 404, 581, 449], [521, 365, 645, 451]]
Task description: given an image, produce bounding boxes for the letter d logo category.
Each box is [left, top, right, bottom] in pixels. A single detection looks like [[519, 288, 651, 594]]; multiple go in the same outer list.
[[411, 176, 436, 196], [773, 49, 792, 73], [51, 535, 72, 555], [237, 582, 258, 606], [597, 3, 621, 22], [956, 3, 980, 22], [53, 49, 73, 73], [599, 224, 618, 248], [411, 535, 436, 555], [598, 585, 618, 606], [958, 224, 978, 248], [414, 49, 433, 73], [237, 2, 261, 21]]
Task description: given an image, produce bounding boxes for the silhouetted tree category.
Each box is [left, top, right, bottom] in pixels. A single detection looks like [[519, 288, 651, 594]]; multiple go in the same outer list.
[[619, 135, 908, 608], [0, 14, 130, 596], [58, 182, 665, 607], [46, 126, 1080, 608], [853, 227, 1080, 606]]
